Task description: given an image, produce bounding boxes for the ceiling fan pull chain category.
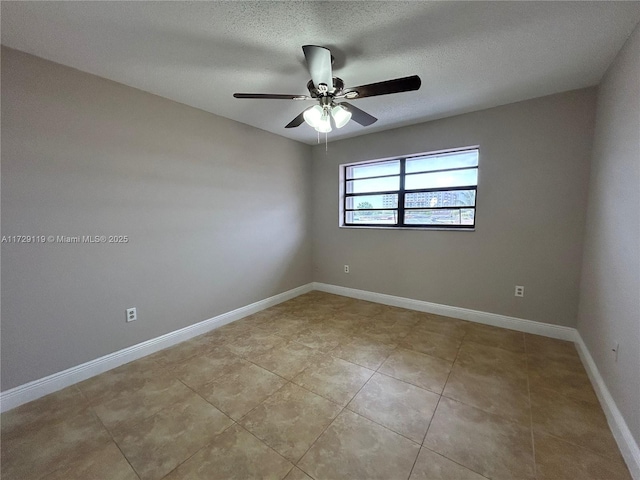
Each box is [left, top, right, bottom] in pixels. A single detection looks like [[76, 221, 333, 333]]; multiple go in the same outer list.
[[325, 132, 328, 153]]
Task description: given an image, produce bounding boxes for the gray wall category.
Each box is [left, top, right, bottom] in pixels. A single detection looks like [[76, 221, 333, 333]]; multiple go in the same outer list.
[[577, 24, 640, 446], [312, 89, 596, 327], [1, 48, 312, 391]]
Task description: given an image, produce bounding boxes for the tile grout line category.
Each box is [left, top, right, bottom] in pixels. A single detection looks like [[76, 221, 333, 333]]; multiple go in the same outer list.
[[85, 401, 143, 480], [156, 364, 241, 479], [531, 429, 632, 464], [342, 405, 425, 448], [421, 331, 535, 479], [158, 426, 236, 480], [524, 334, 538, 480], [367, 314, 478, 480], [343, 338, 429, 448], [338, 336, 439, 449], [26, 385, 143, 480], [233, 331, 377, 416], [97, 377, 201, 435], [96, 359, 236, 480], [171, 354, 300, 430], [288, 312, 408, 478], [292, 352, 382, 477], [407, 329, 467, 480], [233, 421, 299, 477], [421, 446, 493, 480], [436, 335, 533, 406], [523, 339, 631, 467], [167, 341, 297, 424], [375, 358, 452, 396], [518, 345, 625, 462], [320, 318, 456, 454], [326, 339, 399, 371], [234, 379, 291, 424], [174, 376, 236, 424], [99, 373, 235, 480], [211, 313, 402, 477]]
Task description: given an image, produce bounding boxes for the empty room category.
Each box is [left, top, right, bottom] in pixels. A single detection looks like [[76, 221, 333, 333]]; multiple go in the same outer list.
[[1, 2, 639, 479]]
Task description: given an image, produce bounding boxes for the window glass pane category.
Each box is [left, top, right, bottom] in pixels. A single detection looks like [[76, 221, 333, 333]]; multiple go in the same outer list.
[[346, 176, 399, 194], [346, 210, 398, 225], [405, 169, 477, 190], [404, 208, 474, 225], [346, 194, 398, 209], [346, 160, 400, 179], [404, 190, 475, 208], [461, 208, 475, 225], [406, 150, 478, 173]]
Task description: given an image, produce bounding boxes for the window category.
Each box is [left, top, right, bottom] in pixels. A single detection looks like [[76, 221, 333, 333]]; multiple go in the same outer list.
[[342, 148, 478, 229]]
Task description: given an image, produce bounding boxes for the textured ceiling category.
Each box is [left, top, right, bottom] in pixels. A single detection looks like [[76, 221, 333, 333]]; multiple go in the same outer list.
[[2, 1, 640, 145]]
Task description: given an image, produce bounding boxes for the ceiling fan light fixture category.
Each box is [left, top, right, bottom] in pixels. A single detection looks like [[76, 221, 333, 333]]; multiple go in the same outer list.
[[331, 104, 352, 128], [303, 105, 323, 128], [315, 111, 332, 133]]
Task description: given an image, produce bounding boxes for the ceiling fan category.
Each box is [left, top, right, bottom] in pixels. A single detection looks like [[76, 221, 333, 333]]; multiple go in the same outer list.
[[233, 45, 421, 133]]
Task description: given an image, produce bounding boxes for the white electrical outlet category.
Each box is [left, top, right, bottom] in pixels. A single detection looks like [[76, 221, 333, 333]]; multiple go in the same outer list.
[[515, 286, 524, 297], [126, 307, 137, 322], [344, 265, 350, 274]]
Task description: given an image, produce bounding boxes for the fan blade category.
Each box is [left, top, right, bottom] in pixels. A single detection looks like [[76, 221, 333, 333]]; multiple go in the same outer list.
[[339, 102, 377, 126], [302, 45, 333, 90], [233, 93, 309, 100], [344, 75, 421, 99], [285, 111, 306, 129]]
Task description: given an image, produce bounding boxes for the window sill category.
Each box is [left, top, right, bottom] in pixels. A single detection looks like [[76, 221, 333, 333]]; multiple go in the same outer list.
[[339, 225, 475, 232]]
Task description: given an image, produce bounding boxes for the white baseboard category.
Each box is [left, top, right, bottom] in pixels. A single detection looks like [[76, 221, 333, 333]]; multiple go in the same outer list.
[[0, 283, 313, 413], [575, 333, 640, 479], [313, 282, 576, 340]]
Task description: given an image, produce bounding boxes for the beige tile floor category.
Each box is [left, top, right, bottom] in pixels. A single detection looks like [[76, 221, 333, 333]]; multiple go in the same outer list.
[[1, 291, 632, 480]]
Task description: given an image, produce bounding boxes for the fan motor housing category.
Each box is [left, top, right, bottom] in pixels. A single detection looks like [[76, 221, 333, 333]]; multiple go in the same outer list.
[[307, 77, 344, 98]]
